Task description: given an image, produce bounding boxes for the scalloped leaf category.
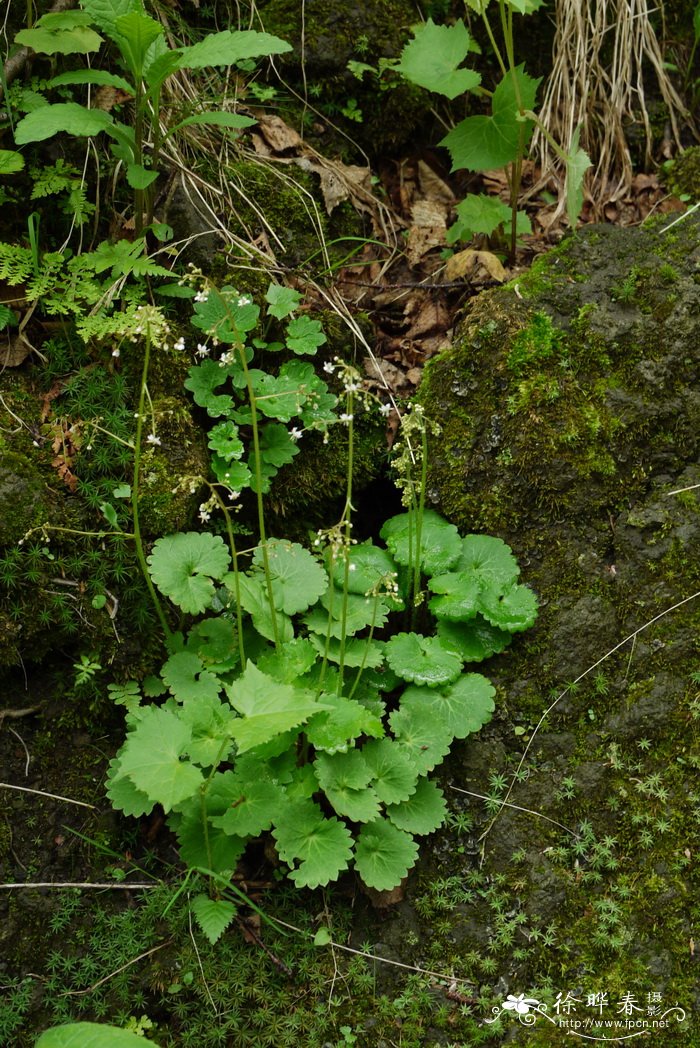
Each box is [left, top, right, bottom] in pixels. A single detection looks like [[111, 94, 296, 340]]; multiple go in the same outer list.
[[175, 772, 247, 873], [256, 637, 318, 683], [401, 673, 495, 740], [187, 617, 240, 673], [148, 533, 230, 614], [385, 632, 462, 687], [305, 693, 383, 753], [380, 510, 462, 576], [286, 315, 327, 355], [179, 691, 237, 766], [177, 29, 291, 70], [437, 616, 512, 662], [361, 738, 418, 805], [428, 571, 481, 621], [116, 707, 203, 811], [305, 588, 390, 638], [314, 749, 372, 792], [249, 539, 328, 615], [208, 420, 244, 461], [185, 359, 236, 417], [191, 893, 237, 945], [478, 582, 538, 632], [105, 758, 154, 817], [212, 779, 286, 837], [354, 819, 419, 890], [272, 800, 354, 889], [454, 534, 520, 588], [385, 777, 447, 835], [307, 633, 385, 668], [266, 282, 302, 319], [161, 651, 222, 704], [234, 574, 294, 644], [329, 542, 403, 608], [388, 704, 453, 775], [14, 103, 113, 144]]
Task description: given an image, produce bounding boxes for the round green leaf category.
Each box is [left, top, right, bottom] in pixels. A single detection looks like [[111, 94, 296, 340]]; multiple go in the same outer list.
[[454, 534, 520, 588], [385, 777, 447, 835], [380, 509, 462, 576], [428, 571, 481, 621], [385, 632, 462, 687], [437, 616, 512, 662], [148, 533, 231, 614], [0, 150, 25, 174], [329, 542, 403, 607], [400, 673, 495, 739], [388, 704, 453, 775], [36, 1023, 162, 1048], [252, 539, 327, 615], [478, 582, 538, 632], [354, 819, 419, 891], [272, 799, 353, 889], [361, 738, 418, 805]]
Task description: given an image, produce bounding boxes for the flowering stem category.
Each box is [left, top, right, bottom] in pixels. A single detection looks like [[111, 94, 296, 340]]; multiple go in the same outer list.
[[211, 487, 247, 668], [336, 391, 355, 692]]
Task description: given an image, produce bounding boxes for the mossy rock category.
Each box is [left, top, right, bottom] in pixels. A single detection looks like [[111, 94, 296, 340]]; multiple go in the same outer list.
[[662, 145, 700, 199]]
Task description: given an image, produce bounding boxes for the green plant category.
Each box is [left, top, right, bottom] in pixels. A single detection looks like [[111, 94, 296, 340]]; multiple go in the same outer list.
[[393, 8, 591, 258], [103, 278, 537, 936], [35, 1022, 162, 1046], [12, 0, 290, 232]]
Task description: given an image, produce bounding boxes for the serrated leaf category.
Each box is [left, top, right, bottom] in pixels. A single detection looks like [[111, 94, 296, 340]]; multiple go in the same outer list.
[[305, 588, 390, 638], [252, 539, 328, 615], [385, 632, 462, 687], [286, 315, 327, 355], [225, 663, 325, 753], [314, 750, 372, 792], [440, 65, 541, 172], [212, 456, 252, 491], [81, 0, 141, 37], [329, 542, 403, 608], [176, 772, 246, 872], [266, 282, 302, 319], [0, 150, 24, 175], [272, 799, 353, 889], [428, 572, 482, 621], [148, 533, 231, 614], [395, 19, 480, 99], [259, 422, 299, 467], [48, 69, 135, 93], [380, 509, 462, 575], [14, 103, 113, 144], [191, 893, 237, 945], [180, 692, 237, 766], [446, 193, 511, 242], [354, 819, 419, 890], [208, 420, 244, 461], [306, 693, 383, 753], [385, 777, 447, 835], [478, 582, 538, 632], [177, 29, 292, 70], [117, 707, 203, 811], [35, 1022, 158, 1048], [186, 617, 240, 669], [389, 705, 453, 775], [437, 617, 512, 662], [361, 738, 418, 804], [401, 673, 495, 740]]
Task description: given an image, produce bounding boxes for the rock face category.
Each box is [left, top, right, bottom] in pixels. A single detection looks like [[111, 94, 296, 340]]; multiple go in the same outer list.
[[409, 215, 700, 1034]]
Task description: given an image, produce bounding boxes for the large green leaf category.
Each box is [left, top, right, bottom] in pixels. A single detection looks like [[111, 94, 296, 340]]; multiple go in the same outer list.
[[161, 651, 222, 704], [307, 633, 385, 669], [148, 533, 231, 614], [385, 632, 462, 687], [478, 582, 538, 632], [305, 693, 383, 753], [380, 509, 462, 576], [234, 574, 294, 644], [428, 572, 481, 621], [224, 663, 325, 753], [389, 704, 454, 775], [440, 65, 541, 172], [117, 707, 203, 811], [36, 1023, 162, 1048], [177, 30, 292, 70], [256, 637, 318, 683], [454, 534, 520, 588], [105, 757, 153, 818], [0, 150, 24, 174], [437, 616, 512, 662], [81, 0, 141, 38], [354, 819, 419, 890], [305, 588, 390, 638], [15, 15, 103, 56], [400, 673, 495, 740], [176, 772, 247, 872], [113, 12, 164, 78], [212, 779, 286, 837], [14, 104, 113, 144], [395, 18, 480, 100], [169, 111, 256, 135], [272, 800, 354, 889], [329, 542, 403, 608], [48, 69, 135, 93], [385, 777, 447, 835]]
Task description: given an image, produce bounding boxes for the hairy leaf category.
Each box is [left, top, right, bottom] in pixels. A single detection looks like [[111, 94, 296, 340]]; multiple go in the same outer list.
[[36, 1023, 159, 1048], [385, 777, 447, 835], [225, 663, 325, 752], [48, 69, 135, 93], [428, 572, 481, 621], [212, 778, 286, 836], [389, 704, 454, 775], [266, 282, 302, 319], [273, 800, 354, 889], [395, 19, 480, 99], [354, 819, 418, 890], [148, 532, 230, 614]]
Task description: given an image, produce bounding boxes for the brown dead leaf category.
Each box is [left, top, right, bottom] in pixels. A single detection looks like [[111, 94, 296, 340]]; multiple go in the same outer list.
[[254, 114, 303, 153], [417, 159, 455, 207], [94, 86, 132, 111], [405, 366, 422, 385], [362, 355, 410, 395], [445, 248, 507, 283], [1, 331, 32, 367]]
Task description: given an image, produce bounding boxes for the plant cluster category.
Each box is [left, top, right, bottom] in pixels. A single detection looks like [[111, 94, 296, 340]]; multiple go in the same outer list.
[[102, 279, 537, 944]]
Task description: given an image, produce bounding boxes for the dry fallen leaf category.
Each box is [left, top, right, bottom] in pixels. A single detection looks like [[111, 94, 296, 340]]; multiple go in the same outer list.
[[445, 248, 507, 283], [254, 114, 303, 153], [0, 332, 32, 367]]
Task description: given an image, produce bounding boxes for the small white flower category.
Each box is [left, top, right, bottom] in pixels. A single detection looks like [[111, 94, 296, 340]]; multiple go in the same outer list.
[[379, 402, 392, 416], [344, 381, 360, 393], [112, 347, 120, 358], [348, 563, 356, 572], [199, 507, 211, 522], [219, 350, 235, 367], [323, 361, 336, 374], [289, 427, 303, 442], [194, 289, 209, 303], [237, 295, 252, 307], [146, 433, 161, 446], [339, 413, 354, 424], [173, 337, 186, 352], [196, 343, 209, 357]]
